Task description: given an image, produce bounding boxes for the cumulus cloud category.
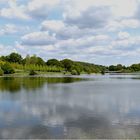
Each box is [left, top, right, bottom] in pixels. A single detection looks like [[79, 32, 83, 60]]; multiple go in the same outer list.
[[41, 20, 98, 39], [63, 0, 138, 29], [0, 0, 29, 19], [0, 24, 30, 36], [21, 31, 56, 46], [111, 35, 140, 51], [107, 19, 140, 31], [0, 44, 17, 55], [27, 0, 60, 19], [64, 6, 111, 29], [1, 0, 140, 64], [41, 20, 65, 32], [0, 0, 60, 20]]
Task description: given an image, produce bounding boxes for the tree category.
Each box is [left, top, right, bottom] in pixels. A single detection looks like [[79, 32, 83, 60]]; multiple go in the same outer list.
[[71, 64, 81, 75], [36, 57, 45, 65], [61, 59, 73, 72], [23, 55, 45, 65], [0, 56, 9, 61], [22, 54, 30, 65], [7, 52, 23, 64], [116, 64, 123, 71], [46, 59, 62, 67], [130, 64, 140, 72], [1, 63, 15, 74], [71, 69, 79, 75], [109, 65, 116, 71]]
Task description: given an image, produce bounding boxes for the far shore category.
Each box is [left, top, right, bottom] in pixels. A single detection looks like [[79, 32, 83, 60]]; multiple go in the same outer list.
[[1, 71, 140, 78]]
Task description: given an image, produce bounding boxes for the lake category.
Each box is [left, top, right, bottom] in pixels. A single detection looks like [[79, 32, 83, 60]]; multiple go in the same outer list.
[[0, 74, 140, 138]]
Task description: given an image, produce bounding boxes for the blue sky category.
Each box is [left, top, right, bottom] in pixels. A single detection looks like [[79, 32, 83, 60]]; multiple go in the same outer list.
[[1, 0, 140, 65]]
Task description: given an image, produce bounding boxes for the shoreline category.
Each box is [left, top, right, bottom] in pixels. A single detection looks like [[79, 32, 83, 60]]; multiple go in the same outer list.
[[0, 71, 140, 78]]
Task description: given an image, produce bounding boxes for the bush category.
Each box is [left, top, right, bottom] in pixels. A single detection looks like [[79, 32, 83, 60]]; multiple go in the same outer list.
[[1, 63, 15, 74], [0, 68, 4, 76], [71, 69, 80, 75], [29, 70, 37, 75]]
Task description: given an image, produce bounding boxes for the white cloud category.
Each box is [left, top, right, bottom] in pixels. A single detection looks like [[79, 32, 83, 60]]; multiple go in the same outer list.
[[107, 19, 140, 31], [63, 0, 138, 30], [121, 19, 140, 28], [112, 35, 140, 49], [27, 0, 60, 19], [64, 6, 111, 29], [1, 0, 140, 65], [41, 20, 92, 39], [0, 24, 30, 36], [28, 0, 59, 11], [0, 44, 16, 55], [0, 24, 17, 36], [0, 0, 29, 19], [118, 32, 130, 40], [41, 20, 65, 32], [21, 31, 56, 46]]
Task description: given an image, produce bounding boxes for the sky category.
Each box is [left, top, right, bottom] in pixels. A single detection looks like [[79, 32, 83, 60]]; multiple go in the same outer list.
[[1, 0, 140, 65]]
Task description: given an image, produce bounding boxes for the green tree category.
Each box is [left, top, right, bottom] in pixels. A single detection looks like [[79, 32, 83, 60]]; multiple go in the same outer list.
[[46, 59, 62, 67], [1, 63, 15, 74], [61, 59, 73, 72], [109, 65, 117, 71], [71, 69, 79, 75], [7, 52, 23, 64], [23, 55, 45, 65], [130, 64, 140, 72], [36, 57, 45, 65], [116, 64, 123, 71]]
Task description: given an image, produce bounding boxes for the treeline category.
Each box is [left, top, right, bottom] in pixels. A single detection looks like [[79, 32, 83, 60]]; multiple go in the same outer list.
[[0, 52, 106, 75], [108, 64, 140, 73]]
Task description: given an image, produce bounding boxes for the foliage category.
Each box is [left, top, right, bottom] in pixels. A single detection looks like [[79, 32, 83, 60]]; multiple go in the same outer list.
[[61, 59, 73, 72], [0, 60, 5, 66], [0, 52, 108, 75], [0, 68, 4, 76], [6, 53, 23, 64], [109, 64, 125, 71], [71, 69, 79, 75], [46, 59, 62, 67], [22, 55, 45, 65], [1, 63, 15, 74], [29, 70, 37, 75]]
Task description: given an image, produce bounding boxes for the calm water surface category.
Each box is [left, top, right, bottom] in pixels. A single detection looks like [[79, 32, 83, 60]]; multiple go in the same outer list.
[[0, 74, 140, 138]]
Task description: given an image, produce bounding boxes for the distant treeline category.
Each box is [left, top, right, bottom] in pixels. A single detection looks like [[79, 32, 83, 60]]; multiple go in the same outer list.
[[108, 64, 140, 73], [0, 52, 140, 76], [0, 52, 106, 75]]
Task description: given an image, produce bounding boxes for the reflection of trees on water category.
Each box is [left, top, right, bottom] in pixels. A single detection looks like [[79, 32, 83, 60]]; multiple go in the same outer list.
[[0, 77, 21, 92], [0, 77, 85, 92]]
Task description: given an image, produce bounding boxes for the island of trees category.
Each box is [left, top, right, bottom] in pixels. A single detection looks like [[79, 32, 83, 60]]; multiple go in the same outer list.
[[0, 52, 140, 76]]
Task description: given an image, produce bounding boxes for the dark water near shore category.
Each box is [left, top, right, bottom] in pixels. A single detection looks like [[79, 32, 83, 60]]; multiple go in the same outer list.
[[1, 74, 140, 138]]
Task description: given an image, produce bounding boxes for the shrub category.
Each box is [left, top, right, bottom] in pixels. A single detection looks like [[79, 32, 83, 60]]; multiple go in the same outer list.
[[1, 63, 15, 74], [29, 70, 37, 75], [0, 68, 4, 76], [71, 69, 80, 75]]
